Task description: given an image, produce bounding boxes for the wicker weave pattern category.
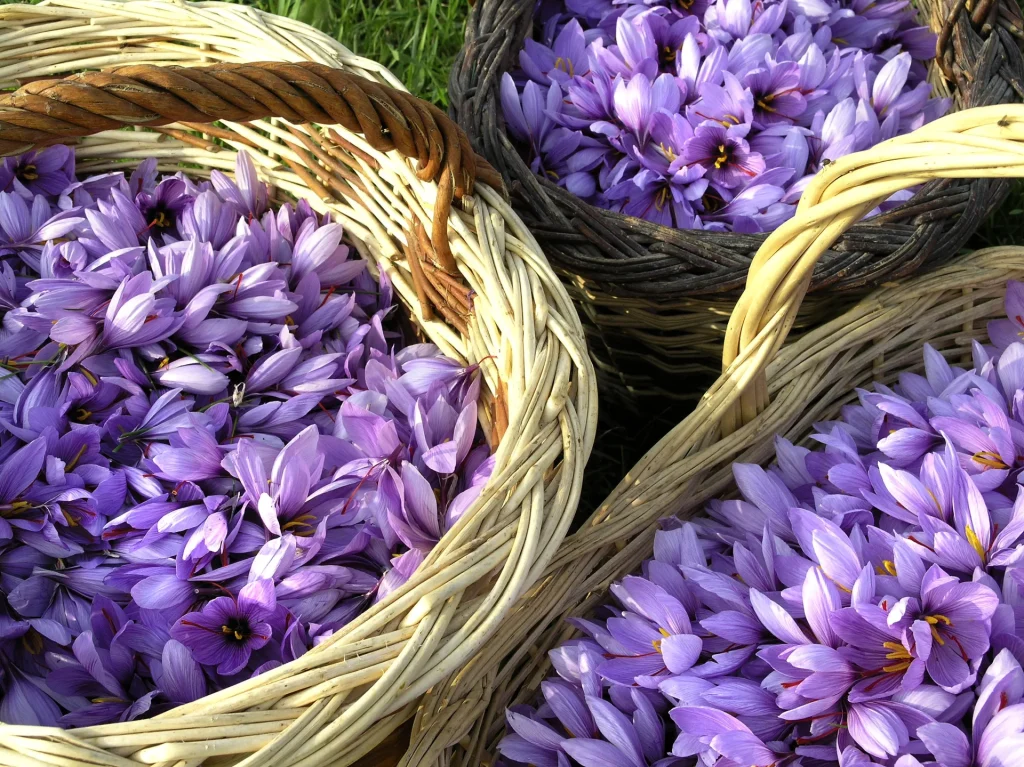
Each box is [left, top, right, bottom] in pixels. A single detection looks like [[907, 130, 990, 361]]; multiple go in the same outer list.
[[450, 0, 1024, 406], [0, 2, 597, 765], [403, 106, 1024, 763]]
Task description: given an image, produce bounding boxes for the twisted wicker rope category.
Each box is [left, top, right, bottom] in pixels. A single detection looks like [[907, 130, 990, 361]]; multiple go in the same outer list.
[[0, 60, 504, 271]]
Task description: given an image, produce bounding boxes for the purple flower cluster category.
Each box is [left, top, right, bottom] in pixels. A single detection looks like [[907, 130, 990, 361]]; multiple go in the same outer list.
[[498, 283, 1024, 766], [501, 0, 949, 231], [0, 147, 492, 727]]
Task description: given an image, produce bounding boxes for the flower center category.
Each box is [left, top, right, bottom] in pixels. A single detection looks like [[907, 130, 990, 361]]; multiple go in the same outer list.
[[756, 95, 778, 113], [881, 641, 912, 673], [222, 617, 253, 643], [553, 57, 575, 77], [655, 187, 670, 211], [281, 513, 317, 535], [1, 500, 33, 519], [701, 190, 725, 214], [146, 206, 173, 233], [924, 614, 952, 646], [972, 450, 1008, 470], [651, 627, 671, 652], [18, 163, 38, 182], [660, 143, 677, 162], [714, 145, 730, 169], [875, 559, 897, 576], [21, 628, 43, 655], [661, 45, 678, 68], [74, 407, 92, 423]]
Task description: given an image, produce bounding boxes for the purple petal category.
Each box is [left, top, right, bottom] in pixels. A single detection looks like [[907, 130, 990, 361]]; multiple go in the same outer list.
[[160, 639, 207, 704], [749, 589, 809, 645]]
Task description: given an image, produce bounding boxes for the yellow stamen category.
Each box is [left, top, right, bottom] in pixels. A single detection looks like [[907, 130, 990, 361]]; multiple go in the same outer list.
[[20, 164, 38, 181], [80, 368, 98, 386], [545, 169, 560, 181], [925, 614, 952, 646], [91, 697, 123, 704], [713, 145, 729, 169], [158, 357, 170, 369], [881, 559, 897, 576], [553, 57, 575, 76], [652, 627, 671, 652], [965, 524, 987, 563], [655, 187, 670, 211], [660, 143, 677, 162], [972, 451, 1008, 470], [62, 508, 78, 527], [882, 641, 911, 661], [151, 210, 170, 229], [883, 660, 913, 673], [65, 443, 88, 472], [282, 513, 317, 532]]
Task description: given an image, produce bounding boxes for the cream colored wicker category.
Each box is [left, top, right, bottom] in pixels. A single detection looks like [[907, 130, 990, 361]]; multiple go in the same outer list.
[[402, 105, 1024, 765], [0, 1, 597, 765]]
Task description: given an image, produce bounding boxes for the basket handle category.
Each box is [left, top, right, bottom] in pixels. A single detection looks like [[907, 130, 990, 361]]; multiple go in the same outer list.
[[0, 61, 504, 270], [719, 104, 1024, 434]]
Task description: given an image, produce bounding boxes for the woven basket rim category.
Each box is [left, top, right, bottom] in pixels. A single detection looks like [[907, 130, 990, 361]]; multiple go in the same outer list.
[[0, 2, 597, 765]]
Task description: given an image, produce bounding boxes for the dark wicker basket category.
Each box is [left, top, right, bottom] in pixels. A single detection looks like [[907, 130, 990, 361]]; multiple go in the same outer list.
[[450, 0, 1024, 414]]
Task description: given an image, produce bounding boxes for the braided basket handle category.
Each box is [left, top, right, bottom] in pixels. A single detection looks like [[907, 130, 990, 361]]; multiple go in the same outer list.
[[0, 61, 504, 272], [720, 104, 1024, 434]]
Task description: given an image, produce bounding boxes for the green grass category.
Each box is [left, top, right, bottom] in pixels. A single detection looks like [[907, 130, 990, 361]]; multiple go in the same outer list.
[[241, 0, 466, 107], [969, 183, 1024, 250], [0, 0, 465, 106]]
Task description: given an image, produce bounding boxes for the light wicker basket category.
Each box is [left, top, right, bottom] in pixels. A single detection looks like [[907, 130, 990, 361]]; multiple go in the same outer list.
[[0, 1, 597, 765], [400, 104, 1024, 764]]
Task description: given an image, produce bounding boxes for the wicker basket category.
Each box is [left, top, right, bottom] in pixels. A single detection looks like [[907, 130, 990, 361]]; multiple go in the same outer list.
[[399, 104, 1024, 764], [450, 0, 1024, 417], [0, 1, 598, 765]]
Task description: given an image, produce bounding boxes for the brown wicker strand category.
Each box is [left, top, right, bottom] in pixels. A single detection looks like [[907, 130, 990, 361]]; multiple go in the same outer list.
[[0, 60, 483, 271]]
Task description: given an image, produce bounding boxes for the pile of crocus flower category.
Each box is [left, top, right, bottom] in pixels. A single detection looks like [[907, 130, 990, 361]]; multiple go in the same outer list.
[[0, 146, 492, 726], [498, 286, 1024, 765], [501, 0, 950, 231]]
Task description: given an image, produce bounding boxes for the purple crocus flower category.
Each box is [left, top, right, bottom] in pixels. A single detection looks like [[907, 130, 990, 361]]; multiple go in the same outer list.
[[0, 143, 491, 727], [0, 146, 75, 197], [170, 579, 276, 675], [501, 0, 947, 232], [0, 193, 83, 264], [210, 151, 269, 220], [681, 123, 765, 189]]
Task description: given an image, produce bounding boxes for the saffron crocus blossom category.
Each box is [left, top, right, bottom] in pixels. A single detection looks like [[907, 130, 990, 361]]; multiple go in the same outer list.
[[500, 0, 949, 232], [171, 580, 276, 675], [498, 282, 1024, 766], [0, 146, 493, 725]]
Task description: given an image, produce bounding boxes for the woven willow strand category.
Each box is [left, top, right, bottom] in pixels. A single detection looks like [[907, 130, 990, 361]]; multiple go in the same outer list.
[[0, 1, 597, 765], [404, 107, 1024, 763]]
